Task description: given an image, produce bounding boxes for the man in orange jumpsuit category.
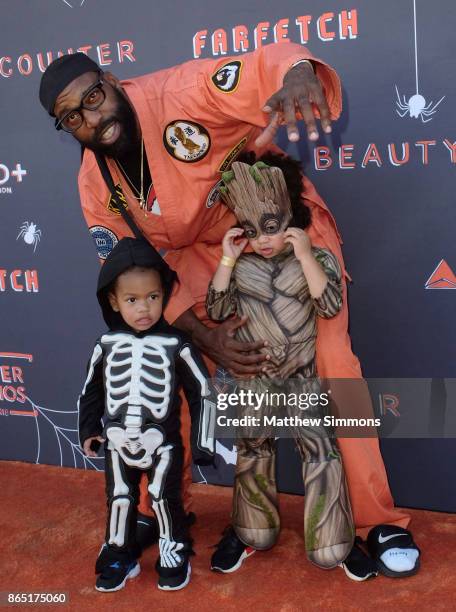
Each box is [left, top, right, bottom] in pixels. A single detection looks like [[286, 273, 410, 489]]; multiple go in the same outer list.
[[39, 43, 419, 579]]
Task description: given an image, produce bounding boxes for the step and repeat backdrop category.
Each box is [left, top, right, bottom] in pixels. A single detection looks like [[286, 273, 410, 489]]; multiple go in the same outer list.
[[1, 0, 455, 511]]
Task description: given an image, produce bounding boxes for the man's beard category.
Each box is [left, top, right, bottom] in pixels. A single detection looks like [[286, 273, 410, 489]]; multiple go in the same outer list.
[[85, 87, 140, 158]]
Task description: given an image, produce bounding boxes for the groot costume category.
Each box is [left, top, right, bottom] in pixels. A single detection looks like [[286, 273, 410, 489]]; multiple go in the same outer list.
[[206, 161, 354, 568]]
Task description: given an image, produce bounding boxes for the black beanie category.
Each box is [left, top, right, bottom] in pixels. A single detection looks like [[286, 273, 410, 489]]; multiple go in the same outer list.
[[39, 52, 101, 116]]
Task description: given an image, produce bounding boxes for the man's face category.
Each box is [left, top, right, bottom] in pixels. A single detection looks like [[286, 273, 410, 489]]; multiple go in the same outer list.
[[53, 71, 140, 158]]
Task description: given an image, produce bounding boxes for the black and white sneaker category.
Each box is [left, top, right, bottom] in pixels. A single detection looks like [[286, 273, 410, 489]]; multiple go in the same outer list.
[[156, 539, 194, 591], [95, 560, 140, 592], [95, 514, 160, 574], [95, 513, 194, 573], [339, 537, 378, 581], [157, 558, 192, 591], [211, 527, 256, 573]]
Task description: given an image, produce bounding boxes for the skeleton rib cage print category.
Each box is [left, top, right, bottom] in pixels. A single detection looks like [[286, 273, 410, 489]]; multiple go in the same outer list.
[[79, 331, 215, 470]]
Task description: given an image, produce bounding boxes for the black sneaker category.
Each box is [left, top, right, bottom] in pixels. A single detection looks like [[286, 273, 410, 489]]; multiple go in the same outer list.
[[95, 514, 159, 574], [211, 527, 256, 573], [95, 560, 141, 592], [95, 513, 194, 572], [339, 537, 378, 581], [96, 543, 135, 575], [156, 543, 193, 591], [157, 558, 191, 591]]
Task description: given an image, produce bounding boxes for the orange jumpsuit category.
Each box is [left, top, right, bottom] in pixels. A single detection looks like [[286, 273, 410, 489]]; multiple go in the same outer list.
[[78, 42, 410, 538]]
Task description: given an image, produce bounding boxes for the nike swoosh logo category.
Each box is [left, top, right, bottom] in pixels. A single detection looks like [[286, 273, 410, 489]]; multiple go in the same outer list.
[[378, 532, 409, 544]]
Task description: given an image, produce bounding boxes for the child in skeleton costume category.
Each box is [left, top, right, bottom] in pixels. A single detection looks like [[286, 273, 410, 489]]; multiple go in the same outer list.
[[206, 154, 354, 571], [78, 237, 215, 592]]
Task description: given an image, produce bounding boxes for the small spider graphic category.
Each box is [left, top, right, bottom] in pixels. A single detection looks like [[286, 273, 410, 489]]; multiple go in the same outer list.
[[395, 85, 445, 123], [17, 222, 42, 252]]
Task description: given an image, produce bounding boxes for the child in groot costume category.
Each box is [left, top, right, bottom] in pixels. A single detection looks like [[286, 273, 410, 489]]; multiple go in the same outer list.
[[206, 154, 354, 570]]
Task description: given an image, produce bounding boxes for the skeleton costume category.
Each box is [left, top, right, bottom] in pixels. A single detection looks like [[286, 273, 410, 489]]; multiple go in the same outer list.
[[78, 238, 215, 582], [206, 160, 354, 568]]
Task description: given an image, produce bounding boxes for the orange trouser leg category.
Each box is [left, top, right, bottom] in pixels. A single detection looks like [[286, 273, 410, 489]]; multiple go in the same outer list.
[[138, 393, 193, 517], [313, 271, 411, 537], [337, 437, 410, 539], [307, 205, 411, 537]]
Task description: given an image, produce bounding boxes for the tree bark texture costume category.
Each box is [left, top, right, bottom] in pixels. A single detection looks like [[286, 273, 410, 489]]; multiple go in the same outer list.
[[206, 161, 354, 568], [78, 238, 215, 572]]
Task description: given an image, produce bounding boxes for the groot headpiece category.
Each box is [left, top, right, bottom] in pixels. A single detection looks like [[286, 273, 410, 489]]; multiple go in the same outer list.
[[220, 161, 292, 239]]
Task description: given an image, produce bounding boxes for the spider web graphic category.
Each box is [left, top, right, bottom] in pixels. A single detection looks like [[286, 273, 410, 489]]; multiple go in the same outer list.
[[61, 0, 85, 7], [195, 464, 208, 484], [24, 395, 104, 470], [14, 366, 237, 478]]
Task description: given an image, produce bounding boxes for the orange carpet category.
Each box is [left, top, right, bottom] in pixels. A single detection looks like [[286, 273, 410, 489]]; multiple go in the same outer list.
[[1, 461, 455, 611]]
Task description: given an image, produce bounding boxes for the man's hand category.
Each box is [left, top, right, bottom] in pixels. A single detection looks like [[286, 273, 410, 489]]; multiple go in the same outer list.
[[194, 316, 269, 377], [255, 62, 332, 147]]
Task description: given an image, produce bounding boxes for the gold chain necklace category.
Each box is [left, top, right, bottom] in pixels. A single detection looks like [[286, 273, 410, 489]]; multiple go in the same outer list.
[[116, 138, 148, 212]]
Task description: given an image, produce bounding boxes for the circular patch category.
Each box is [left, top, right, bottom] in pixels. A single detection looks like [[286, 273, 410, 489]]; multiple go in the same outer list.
[[163, 120, 211, 163], [89, 226, 118, 260], [206, 179, 224, 208], [211, 60, 243, 93]]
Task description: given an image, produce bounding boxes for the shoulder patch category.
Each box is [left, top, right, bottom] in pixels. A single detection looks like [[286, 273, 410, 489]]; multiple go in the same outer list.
[[106, 183, 129, 215], [218, 137, 247, 172], [163, 120, 210, 163], [211, 60, 243, 93], [206, 179, 224, 208], [89, 226, 118, 260]]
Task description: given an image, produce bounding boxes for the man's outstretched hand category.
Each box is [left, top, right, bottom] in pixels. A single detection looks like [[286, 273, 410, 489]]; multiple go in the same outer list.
[[195, 316, 269, 377], [255, 61, 332, 147]]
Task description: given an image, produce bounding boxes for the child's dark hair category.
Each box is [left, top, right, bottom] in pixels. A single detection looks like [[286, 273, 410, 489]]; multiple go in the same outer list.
[[236, 150, 311, 230]]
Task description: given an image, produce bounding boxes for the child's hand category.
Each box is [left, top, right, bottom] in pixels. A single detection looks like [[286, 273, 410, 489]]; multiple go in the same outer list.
[[222, 228, 248, 260], [284, 227, 312, 260], [83, 435, 105, 457]]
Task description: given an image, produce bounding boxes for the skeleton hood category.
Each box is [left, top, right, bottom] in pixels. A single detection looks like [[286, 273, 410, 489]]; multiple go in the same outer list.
[[97, 237, 177, 330], [220, 161, 292, 238]]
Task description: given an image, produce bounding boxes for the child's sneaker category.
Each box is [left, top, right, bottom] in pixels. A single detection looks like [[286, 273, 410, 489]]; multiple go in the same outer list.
[[157, 557, 192, 591], [156, 539, 194, 591], [211, 526, 256, 573], [339, 537, 378, 581], [95, 560, 140, 592], [95, 514, 194, 573]]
